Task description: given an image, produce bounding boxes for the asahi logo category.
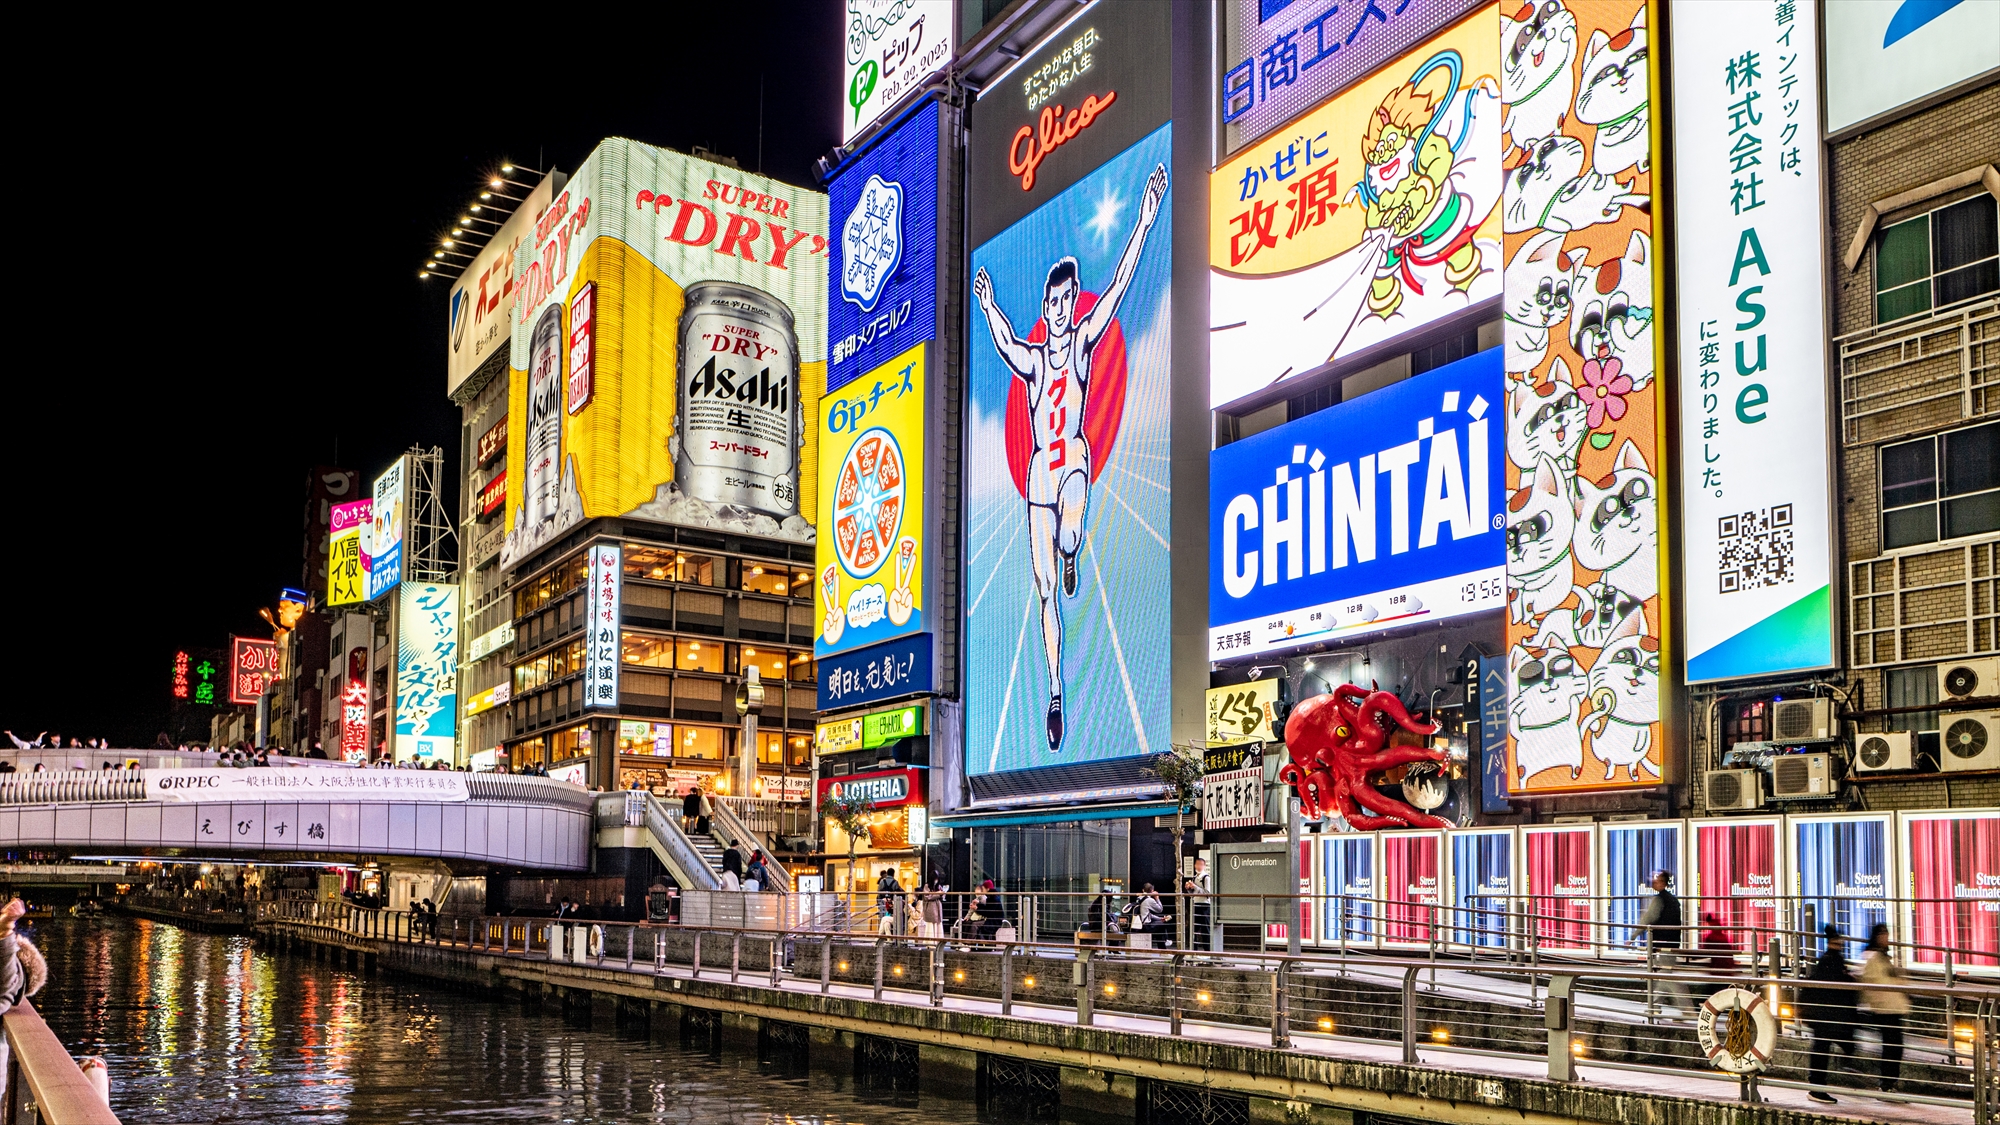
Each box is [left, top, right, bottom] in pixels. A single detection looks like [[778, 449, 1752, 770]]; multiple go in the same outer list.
[[686, 354, 791, 412]]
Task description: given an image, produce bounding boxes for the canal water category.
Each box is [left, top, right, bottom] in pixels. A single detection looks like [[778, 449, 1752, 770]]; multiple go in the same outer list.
[[33, 917, 1011, 1124]]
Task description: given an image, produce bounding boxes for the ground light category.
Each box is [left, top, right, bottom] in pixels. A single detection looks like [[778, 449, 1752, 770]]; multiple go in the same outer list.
[[1196, 991, 1211, 1003], [1022, 976, 1036, 989], [953, 970, 965, 983], [1431, 1028, 1450, 1043], [1317, 1018, 1334, 1032], [1103, 982, 1117, 996], [837, 962, 849, 972]]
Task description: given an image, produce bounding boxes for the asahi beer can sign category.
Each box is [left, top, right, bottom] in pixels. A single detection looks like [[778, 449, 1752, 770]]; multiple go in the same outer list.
[[499, 140, 828, 569], [677, 282, 802, 518]]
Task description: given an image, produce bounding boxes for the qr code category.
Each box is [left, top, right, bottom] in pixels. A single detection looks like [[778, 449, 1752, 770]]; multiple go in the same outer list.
[[1717, 504, 1795, 593]]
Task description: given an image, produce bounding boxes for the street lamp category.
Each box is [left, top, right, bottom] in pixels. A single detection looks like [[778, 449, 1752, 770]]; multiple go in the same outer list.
[[735, 666, 764, 800]]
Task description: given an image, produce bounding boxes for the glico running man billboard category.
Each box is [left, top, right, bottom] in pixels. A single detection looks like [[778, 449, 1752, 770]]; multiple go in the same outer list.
[[1500, 0, 1668, 797], [1208, 5, 1503, 410], [1210, 348, 1505, 660], [818, 342, 927, 661], [965, 0, 1172, 782], [500, 140, 828, 568]]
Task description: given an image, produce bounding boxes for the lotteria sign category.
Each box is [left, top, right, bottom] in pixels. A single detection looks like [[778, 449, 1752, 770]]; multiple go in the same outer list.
[[1209, 348, 1505, 659], [817, 766, 924, 809]]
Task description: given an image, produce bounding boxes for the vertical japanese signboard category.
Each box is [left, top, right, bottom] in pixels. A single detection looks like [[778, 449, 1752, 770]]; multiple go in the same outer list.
[[228, 636, 280, 706], [172, 650, 221, 706], [584, 545, 622, 709], [829, 98, 941, 392], [817, 342, 927, 659], [1502, 0, 1668, 797], [340, 645, 370, 762], [394, 583, 459, 761], [327, 499, 372, 607], [1671, 0, 1835, 683], [449, 177, 558, 397], [368, 458, 408, 600]]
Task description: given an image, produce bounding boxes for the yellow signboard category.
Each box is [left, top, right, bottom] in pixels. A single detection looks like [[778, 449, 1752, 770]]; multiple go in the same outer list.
[[1207, 5, 1502, 408], [815, 717, 865, 754], [1205, 681, 1281, 746], [326, 522, 366, 606], [815, 342, 927, 659]]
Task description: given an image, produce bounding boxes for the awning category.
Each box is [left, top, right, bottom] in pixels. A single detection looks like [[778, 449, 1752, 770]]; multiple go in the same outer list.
[[933, 801, 1181, 829]]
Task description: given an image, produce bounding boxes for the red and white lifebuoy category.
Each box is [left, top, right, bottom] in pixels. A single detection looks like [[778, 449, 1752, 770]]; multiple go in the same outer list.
[[1695, 986, 1778, 1074]]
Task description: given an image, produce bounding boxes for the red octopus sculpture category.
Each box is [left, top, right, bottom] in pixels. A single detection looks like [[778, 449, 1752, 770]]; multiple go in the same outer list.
[[1278, 685, 1451, 830]]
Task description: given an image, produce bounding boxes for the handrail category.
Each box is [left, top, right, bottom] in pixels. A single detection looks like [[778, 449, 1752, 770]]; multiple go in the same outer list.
[[2, 1001, 118, 1124], [595, 793, 721, 891], [707, 799, 793, 893]]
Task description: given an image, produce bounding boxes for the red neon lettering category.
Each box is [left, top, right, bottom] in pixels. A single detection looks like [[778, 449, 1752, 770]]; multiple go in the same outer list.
[[1007, 91, 1117, 191]]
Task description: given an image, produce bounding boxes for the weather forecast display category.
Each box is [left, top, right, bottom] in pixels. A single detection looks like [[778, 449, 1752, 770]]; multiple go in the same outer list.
[[964, 122, 1173, 778]]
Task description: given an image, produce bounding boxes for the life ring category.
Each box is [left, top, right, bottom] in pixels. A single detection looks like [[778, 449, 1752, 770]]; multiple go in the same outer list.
[[1695, 987, 1778, 1074]]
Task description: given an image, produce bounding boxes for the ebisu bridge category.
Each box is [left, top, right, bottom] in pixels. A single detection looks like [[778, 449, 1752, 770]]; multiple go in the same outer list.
[[0, 755, 591, 871]]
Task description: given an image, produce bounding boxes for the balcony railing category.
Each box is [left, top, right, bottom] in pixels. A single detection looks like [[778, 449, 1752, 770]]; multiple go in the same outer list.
[[1838, 295, 1999, 447]]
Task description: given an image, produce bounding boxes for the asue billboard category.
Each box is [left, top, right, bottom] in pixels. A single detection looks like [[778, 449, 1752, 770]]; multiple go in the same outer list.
[[828, 98, 940, 391], [1210, 349, 1505, 660]]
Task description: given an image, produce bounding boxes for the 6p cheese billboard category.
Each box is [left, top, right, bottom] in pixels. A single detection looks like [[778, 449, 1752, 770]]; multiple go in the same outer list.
[[817, 342, 927, 660], [501, 140, 828, 569]]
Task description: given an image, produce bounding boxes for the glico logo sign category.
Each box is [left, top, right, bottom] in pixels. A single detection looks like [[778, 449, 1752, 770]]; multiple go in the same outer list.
[[826, 773, 907, 807], [1008, 90, 1116, 192]]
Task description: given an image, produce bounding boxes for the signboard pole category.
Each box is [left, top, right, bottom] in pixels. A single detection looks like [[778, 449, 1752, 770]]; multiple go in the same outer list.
[[1286, 795, 1301, 957]]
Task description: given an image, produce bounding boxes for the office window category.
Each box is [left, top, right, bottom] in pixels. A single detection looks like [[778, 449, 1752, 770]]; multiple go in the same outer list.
[[1881, 421, 2000, 549], [676, 639, 724, 674], [1875, 195, 1999, 323], [740, 560, 793, 597], [739, 645, 792, 682]]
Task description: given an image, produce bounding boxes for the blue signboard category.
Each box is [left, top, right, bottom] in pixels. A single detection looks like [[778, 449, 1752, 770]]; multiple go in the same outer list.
[[1320, 834, 1375, 944], [1792, 815, 1891, 952], [827, 99, 940, 392], [818, 631, 933, 712], [1603, 822, 1682, 949], [1209, 348, 1504, 660], [1449, 830, 1512, 948]]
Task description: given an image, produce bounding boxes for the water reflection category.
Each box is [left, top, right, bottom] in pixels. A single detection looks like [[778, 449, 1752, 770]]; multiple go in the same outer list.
[[35, 918, 995, 1124]]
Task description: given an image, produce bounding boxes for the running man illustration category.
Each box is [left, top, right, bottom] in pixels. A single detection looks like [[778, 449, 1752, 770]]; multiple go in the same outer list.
[[971, 161, 1168, 752]]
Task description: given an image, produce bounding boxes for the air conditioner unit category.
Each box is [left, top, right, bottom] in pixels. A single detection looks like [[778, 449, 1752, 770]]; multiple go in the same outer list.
[[1705, 769, 1763, 812], [1771, 698, 1836, 742], [1940, 712, 2000, 772], [1854, 731, 1915, 773], [1770, 752, 1837, 799], [1936, 657, 2000, 702]]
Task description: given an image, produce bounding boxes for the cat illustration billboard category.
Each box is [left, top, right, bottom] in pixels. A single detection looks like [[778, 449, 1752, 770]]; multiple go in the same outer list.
[[1209, 348, 1506, 660], [1500, 0, 1668, 796], [1209, 6, 1505, 410]]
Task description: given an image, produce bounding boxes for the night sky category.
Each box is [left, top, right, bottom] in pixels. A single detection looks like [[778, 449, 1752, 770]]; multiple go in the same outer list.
[[7, 6, 842, 746]]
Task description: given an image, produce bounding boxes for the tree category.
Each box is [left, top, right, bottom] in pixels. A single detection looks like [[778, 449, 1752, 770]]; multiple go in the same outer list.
[[1150, 742, 1205, 949], [824, 787, 876, 931]]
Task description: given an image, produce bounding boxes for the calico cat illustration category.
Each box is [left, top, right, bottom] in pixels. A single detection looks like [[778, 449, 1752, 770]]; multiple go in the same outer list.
[[1572, 230, 1655, 391], [1507, 358, 1588, 475], [1573, 439, 1658, 603], [1574, 9, 1649, 177], [1504, 135, 1648, 234], [1583, 607, 1661, 781], [1502, 0, 1577, 148], [1504, 230, 1584, 376], [1506, 453, 1579, 624], [1510, 634, 1587, 782]]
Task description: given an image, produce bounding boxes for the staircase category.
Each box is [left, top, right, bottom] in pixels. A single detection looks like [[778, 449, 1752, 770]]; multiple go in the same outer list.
[[686, 832, 731, 876]]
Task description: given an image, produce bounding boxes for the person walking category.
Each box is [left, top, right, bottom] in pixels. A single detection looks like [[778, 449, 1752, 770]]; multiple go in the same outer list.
[[720, 841, 744, 879], [1858, 922, 1908, 1097], [1802, 924, 1860, 1104], [695, 788, 714, 836], [681, 786, 702, 833], [1638, 870, 1690, 1011], [876, 868, 903, 936], [1192, 858, 1213, 948], [918, 882, 945, 940], [1695, 912, 1737, 975]]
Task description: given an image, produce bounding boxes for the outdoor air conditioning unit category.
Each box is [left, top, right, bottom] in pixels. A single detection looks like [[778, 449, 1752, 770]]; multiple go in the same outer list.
[[1769, 752, 1837, 799], [1940, 712, 2000, 772], [1771, 698, 1836, 742], [1705, 769, 1763, 812], [1854, 731, 1916, 773], [1936, 657, 2000, 702]]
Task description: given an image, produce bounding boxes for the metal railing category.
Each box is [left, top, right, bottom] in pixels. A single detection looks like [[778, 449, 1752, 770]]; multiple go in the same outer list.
[[594, 793, 720, 891], [706, 799, 794, 893], [712, 796, 813, 842], [255, 898, 2000, 1114], [3, 1001, 117, 1124]]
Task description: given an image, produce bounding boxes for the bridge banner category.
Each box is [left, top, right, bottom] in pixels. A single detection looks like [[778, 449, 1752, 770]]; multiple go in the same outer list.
[[144, 768, 470, 803]]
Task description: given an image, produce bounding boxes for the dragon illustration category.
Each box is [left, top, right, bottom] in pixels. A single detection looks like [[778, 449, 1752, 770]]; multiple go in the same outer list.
[[1279, 685, 1451, 830]]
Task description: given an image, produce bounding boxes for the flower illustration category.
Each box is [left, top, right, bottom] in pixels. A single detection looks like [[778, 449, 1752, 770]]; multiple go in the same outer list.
[[1579, 355, 1631, 429]]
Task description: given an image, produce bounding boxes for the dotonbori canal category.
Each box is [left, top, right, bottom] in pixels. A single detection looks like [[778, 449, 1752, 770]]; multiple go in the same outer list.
[[36, 917, 1000, 1124]]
